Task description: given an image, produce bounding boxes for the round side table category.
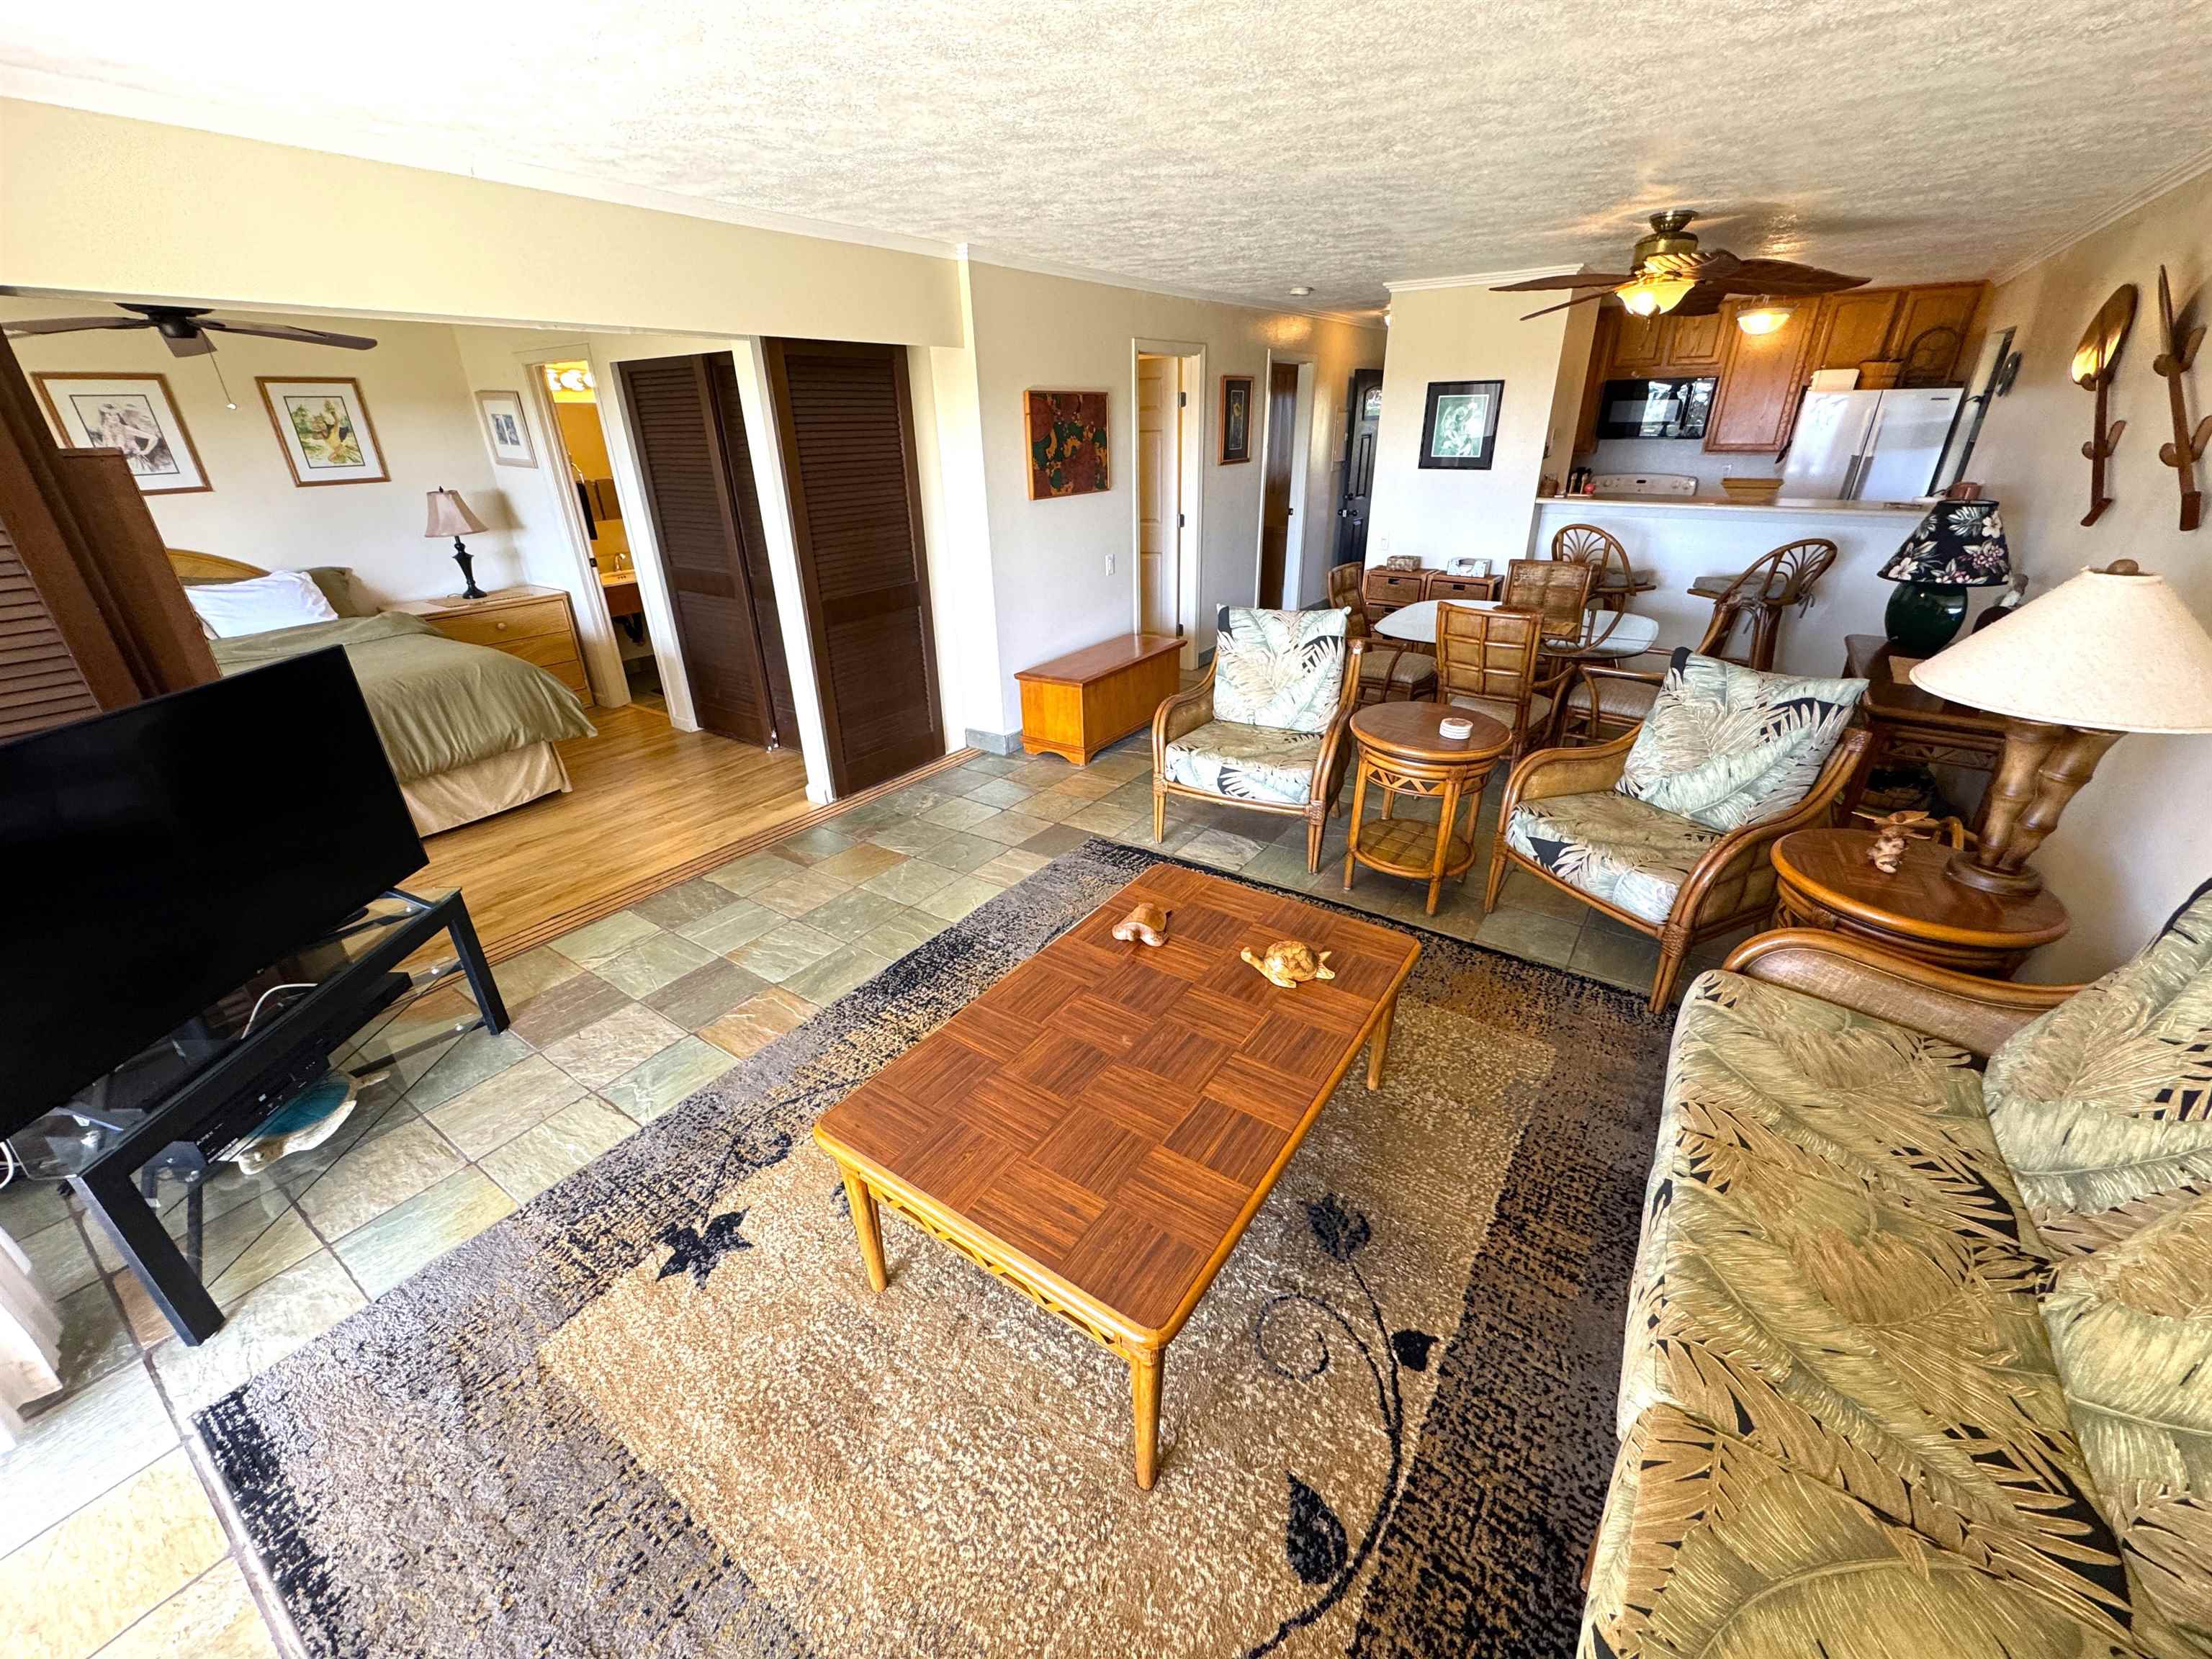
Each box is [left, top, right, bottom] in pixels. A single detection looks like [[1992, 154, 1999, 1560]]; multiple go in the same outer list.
[[1771, 827, 2069, 977], [1343, 702, 1512, 915]]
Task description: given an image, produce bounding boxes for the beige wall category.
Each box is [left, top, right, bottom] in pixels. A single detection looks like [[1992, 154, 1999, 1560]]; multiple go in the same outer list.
[[1973, 166, 2212, 976], [3, 296, 518, 600], [1365, 284, 1574, 570], [964, 260, 1385, 731], [0, 99, 962, 348]]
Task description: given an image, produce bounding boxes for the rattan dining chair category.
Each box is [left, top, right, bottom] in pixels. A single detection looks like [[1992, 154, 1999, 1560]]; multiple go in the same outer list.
[[1501, 557, 1595, 747], [1434, 601, 1547, 757]]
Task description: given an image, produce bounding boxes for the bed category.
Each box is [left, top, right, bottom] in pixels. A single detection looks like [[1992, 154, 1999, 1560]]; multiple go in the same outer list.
[[168, 551, 596, 836]]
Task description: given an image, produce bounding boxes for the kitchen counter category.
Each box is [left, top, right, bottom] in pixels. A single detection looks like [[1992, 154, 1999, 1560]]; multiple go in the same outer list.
[[1537, 493, 1928, 516]]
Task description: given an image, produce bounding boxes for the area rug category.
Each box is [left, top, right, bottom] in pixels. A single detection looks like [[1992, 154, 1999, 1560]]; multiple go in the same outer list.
[[199, 840, 1668, 1658]]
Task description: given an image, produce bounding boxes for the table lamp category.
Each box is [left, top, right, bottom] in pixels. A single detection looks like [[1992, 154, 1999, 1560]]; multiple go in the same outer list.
[[425, 487, 490, 599], [1909, 559, 2212, 896], [1878, 496, 2011, 655]]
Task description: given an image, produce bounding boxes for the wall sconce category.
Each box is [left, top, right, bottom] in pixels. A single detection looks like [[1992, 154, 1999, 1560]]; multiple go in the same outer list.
[[1735, 301, 1797, 336]]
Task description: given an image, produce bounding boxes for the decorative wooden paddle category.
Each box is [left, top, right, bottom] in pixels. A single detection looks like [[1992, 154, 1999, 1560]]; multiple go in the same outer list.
[[2074, 284, 2137, 526], [2153, 265, 2211, 532]]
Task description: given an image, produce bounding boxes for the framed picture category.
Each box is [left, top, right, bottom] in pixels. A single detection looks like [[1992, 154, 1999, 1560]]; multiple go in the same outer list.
[[256, 377, 388, 487], [33, 372, 210, 494], [1220, 374, 1254, 464], [1024, 390, 1110, 499], [476, 390, 536, 468], [1418, 379, 1504, 470]]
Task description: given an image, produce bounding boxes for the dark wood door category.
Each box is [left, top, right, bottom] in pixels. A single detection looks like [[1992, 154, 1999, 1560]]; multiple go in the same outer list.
[[616, 354, 784, 747], [1256, 362, 1299, 607], [706, 355, 797, 738], [763, 339, 943, 795], [1333, 368, 1382, 567]]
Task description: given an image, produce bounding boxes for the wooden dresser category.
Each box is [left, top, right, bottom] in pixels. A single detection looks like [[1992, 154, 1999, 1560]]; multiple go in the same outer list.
[[395, 585, 593, 706]]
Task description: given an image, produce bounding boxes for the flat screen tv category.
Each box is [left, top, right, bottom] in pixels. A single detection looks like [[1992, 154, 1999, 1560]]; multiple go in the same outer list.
[[0, 647, 425, 1137]]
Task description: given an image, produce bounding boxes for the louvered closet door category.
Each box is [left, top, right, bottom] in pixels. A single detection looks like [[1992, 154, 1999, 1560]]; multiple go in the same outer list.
[[0, 520, 100, 739], [616, 355, 777, 747], [706, 355, 797, 739], [763, 340, 943, 793]]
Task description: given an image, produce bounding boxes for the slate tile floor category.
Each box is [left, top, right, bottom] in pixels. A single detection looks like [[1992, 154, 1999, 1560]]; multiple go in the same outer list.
[[0, 728, 1745, 1657]]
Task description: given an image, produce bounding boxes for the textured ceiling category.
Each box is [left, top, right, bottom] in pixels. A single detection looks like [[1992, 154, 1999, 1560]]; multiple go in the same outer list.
[[4, 0, 2208, 311]]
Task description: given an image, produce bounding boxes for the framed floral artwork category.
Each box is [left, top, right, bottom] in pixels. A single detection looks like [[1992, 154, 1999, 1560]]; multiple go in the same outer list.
[[476, 390, 537, 468], [1025, 389, 1110, 499], [256, 377, 388, 487], [33, 372, 211, 494]]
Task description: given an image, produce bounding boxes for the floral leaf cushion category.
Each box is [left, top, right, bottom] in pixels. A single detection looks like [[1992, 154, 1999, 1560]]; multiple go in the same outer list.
[[2040, 1196, 2212, 1657], [1161, 719, 1321, 806], [1984, 884, 2212, 1258], [1213, 606, 1349, 733], [1504, 791, 1719, 925], [1617, 649, 1866, 832]]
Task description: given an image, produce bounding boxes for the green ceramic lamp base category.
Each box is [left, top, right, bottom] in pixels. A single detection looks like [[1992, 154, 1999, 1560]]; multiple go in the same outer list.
[[1884, 581, 1969, 657]]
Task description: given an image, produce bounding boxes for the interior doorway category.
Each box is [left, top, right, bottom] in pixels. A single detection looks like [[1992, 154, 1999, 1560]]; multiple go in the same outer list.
[[1134, 347, 1202, 649], [539, 361, 660, 707], [1256, 360, 1303, 608], [1334, 368, 1383, 568]]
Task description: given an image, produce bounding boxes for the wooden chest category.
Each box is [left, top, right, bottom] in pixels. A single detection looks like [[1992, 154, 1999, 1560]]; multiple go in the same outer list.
[[1015, 633, 1184, 766]]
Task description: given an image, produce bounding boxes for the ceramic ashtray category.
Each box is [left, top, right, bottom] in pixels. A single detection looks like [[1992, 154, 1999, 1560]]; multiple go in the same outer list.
[[1437, 716, 1474, 740]]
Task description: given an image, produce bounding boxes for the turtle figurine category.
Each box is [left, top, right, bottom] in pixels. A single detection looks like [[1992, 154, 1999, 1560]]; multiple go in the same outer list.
[[1241, 939, 1335, 989], [1111, 902, 1172, 948]]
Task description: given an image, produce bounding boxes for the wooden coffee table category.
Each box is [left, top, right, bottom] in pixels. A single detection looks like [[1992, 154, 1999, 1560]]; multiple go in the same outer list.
[[1343, 700, 1514, 914], [812, 863, 1421, 1488]]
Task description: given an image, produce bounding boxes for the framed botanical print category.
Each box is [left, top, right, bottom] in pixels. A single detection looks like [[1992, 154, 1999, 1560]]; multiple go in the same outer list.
[[476, 390, 536, 468], [1220, 374, 1254, 464], [34, 372, 210, 494], [257, 377, 388, 487], [1024, 389, 1111, 498], [1418, 379, 1504, 470]]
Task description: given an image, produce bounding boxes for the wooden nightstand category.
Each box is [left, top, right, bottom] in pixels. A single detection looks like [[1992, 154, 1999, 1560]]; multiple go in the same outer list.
[[395, 585, 593, 707], [1771, 827, 2068, 978]]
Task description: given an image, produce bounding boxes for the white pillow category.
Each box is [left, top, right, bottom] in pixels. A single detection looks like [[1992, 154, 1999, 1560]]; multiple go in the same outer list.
[[184, 570, 341, 638]]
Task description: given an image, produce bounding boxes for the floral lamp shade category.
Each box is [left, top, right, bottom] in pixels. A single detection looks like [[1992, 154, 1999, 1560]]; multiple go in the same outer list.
[[1879, 498, 2012, 587]]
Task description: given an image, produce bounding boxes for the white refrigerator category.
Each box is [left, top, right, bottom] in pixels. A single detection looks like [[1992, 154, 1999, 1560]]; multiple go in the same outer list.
[[1779, 389, 1964, 500]]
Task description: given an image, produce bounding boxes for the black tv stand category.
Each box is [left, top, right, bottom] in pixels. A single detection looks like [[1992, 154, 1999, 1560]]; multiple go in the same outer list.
[[66, 888, 508, 1345]]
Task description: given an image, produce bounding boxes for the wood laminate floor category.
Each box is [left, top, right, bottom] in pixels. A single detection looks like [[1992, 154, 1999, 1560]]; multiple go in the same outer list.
[[415, 702, 813, 961]]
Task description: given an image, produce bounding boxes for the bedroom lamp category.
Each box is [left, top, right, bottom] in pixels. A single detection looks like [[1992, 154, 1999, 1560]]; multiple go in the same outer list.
[[1910, 559, 2212, 897], [1878, 495, 2011, 655], [425, 487, 490, 599]]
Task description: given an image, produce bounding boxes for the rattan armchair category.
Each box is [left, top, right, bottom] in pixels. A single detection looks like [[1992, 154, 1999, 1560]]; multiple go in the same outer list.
[[1151, 630, 1365, 872], [1485, 726, 1871, 1009]]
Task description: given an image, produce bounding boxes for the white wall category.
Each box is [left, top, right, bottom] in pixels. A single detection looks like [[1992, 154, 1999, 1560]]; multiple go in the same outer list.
[[1366, 283, 1573, 570], [4, 297, 519, 602], [1970, 166, 2212, 979], [964, 259, 1384, 731]]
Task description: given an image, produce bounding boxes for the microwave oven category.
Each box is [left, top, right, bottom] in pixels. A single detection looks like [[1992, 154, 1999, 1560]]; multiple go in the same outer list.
[[1596, 376, 1717, 441]]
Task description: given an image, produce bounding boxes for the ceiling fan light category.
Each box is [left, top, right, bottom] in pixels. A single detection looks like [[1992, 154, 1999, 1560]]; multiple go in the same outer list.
[[1618, 273, 1694, 317], [1736, 301, 1796, 336]]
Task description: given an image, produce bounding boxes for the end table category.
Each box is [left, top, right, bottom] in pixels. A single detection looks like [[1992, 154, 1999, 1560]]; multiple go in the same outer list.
[[1771, 827, 2069, 978], [1343, 701, 1512, 914]]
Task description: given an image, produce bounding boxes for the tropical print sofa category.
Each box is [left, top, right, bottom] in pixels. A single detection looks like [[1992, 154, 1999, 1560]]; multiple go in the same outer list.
[[1583, 885, 2212, 1658]]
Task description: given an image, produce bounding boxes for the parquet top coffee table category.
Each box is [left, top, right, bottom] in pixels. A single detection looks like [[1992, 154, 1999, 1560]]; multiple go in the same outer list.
[[812, 863, 1421, 1488]]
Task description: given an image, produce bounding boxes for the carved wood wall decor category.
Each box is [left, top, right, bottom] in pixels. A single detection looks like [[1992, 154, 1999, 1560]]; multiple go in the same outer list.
[[2152, 265, 2211, 532], [2072, 284, 2136, 526]]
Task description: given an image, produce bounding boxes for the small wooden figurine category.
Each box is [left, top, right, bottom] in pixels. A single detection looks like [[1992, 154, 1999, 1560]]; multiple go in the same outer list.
[[2152, 265, 2210, 532], [1866, 811, 1933, 874], [1110, 903, 1171, 948], [1241, 939, 1336, 989]]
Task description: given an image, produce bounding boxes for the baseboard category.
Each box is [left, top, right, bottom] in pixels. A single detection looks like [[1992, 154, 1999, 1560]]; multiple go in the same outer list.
[[965, 727, 1024, 756]]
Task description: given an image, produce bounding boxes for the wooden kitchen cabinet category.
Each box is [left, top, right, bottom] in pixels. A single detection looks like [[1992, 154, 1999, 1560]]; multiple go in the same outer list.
[[1890, 284, 1984, 385], [1660, 310, 1727, 371], [1704, 300, 1817, 454], [1807, 289, 1904, 374], [1609, 313, 1665, 374]]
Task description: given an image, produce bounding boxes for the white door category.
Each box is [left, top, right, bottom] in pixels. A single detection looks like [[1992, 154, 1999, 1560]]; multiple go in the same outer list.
[[1137, 355, 1181, 637]]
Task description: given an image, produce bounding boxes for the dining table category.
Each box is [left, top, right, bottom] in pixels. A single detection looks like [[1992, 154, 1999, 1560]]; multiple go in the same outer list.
[[1372, 598, 1661, 660]]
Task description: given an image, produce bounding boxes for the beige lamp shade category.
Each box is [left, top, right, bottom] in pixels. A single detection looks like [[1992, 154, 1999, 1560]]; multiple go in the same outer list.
[[424, 487, 487, 539], [1910, 565, 2212, 734]]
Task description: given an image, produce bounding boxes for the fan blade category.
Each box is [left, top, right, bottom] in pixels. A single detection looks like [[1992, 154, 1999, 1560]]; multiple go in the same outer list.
[[160, 330, 216, 357], [1710, 259, 1868, 296], [1, 316, 154, 336], [200, 320, 379, 350], [1667, 284, 1727, 318], [1519, 291, 1614, 321], [1492, 271, 1633, 292]]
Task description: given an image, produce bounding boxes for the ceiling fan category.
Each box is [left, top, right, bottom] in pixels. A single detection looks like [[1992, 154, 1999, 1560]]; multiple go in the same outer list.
[[1493, 210, 1867, 322], [2, 303, 377, 356]]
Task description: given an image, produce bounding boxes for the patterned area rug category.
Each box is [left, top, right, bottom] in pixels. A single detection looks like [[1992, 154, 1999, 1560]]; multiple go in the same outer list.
[[200, 841, 1668, 1658]]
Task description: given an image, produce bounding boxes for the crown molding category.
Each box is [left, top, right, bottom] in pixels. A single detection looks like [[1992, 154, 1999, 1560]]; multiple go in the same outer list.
[[958, 246, 1385, 328], [1988, 145, 2212, 287], [0, 68, 960, 262], [1385, 264, 1584, 295]]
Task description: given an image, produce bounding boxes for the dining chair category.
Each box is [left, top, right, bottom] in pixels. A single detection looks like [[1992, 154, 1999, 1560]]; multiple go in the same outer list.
[[1435, 602, 1546, 757], [1686, 538, 1839, 670], [1547, 522, 1647, 622], [1501, 557, 1596, 745], [1327, 561, 1437, 705]]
